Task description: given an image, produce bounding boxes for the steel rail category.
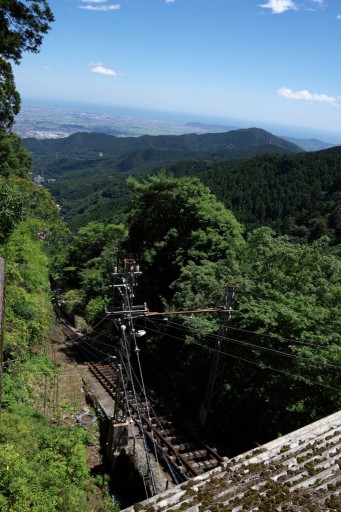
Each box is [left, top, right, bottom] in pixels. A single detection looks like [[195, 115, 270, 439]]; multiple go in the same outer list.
[[87, 361, 223, 480]]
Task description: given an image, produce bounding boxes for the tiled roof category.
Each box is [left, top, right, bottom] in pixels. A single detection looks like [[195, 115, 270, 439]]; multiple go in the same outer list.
[[123, 410, 341, 511]]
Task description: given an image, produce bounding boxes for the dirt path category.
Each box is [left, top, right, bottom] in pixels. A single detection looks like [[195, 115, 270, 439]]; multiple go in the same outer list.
[[44, 323, 103, 471]]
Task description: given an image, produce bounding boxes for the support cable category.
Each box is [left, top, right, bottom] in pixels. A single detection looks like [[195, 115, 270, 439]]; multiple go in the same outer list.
[[148, 316, 340, 352], [144, 324, 341, 393], [145, 318, 341, 372], [121, 326, 157, 496]]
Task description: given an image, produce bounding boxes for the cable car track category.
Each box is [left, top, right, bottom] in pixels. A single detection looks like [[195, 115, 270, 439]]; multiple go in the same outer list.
[[87, 361, 224, 483], [56, 314, 225, 483]]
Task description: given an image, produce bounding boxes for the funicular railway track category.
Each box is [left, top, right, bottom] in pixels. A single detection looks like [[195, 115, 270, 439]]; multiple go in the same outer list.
[[55, 258, 230, 491], [57, 314, 225, 484], [87, 361, 224, 483]]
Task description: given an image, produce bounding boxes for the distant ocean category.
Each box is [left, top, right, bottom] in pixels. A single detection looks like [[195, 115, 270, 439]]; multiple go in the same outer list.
[[21, 97, 341, 145]]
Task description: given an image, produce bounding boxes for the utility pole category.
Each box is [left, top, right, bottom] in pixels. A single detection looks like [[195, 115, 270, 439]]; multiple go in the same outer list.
[[199, 282, 237, 427], [107, 258, 157, 497], [108, 258, 147, 424], [106, 260, 235, 494]]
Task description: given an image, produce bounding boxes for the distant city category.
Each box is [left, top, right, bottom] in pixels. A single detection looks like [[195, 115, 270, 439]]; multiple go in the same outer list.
[[13, 104, 209, 140], [13, 103, 338, 152]]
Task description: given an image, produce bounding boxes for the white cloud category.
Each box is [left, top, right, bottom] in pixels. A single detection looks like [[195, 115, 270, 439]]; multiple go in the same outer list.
[[337, 14, 341, 20], [278, 87, 341, 106], [80, 0, 108, 3], [91, 65, 117, 76], [259, 0, 297, 13], [80, 3, 120, 11], [259, 0, 325, 13], [165, 0, 176, 3]]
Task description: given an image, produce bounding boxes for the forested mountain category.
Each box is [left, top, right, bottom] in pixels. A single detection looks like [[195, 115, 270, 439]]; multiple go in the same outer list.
[[200, 148, 341, 246], [25, 129, 340, 247], [23, 127, 302, 167]]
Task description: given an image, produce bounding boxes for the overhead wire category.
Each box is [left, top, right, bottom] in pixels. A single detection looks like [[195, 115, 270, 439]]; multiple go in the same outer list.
[[59, 309, 183, 479], [55, 302, 341, 393], [143, 323, 341, 393], [57, 289, 339, 352], [145, 317, 341, 372], [148, 315, 340, 351], [124, 283, 163, 490]]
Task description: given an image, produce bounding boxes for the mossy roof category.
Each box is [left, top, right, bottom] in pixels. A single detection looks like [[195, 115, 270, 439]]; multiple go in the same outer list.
[[123, 410, 341, 511]]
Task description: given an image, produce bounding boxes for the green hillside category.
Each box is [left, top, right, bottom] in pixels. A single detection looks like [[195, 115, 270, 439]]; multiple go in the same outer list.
[[199, 149, 341, 245], [23, 127, 302, 164], [23, 128, 303, 229], [28, 131, 340, 246], [22, 127, 302, 183]]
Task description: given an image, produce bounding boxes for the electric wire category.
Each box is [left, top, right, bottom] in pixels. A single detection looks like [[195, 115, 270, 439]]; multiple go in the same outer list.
[[144, 324, 341, 393], [126, 309, 161, 492], [58, 297, 339, 353], [58, 303, 341, 394], [145, 318, 341, 372], [57, 306, 195, 483], [58, 302, 341, 391], [120, 330, 157, 496], [124, 287, 164, 484], [114, 269, 157, 496], [129, 364, 185, 484], [148, 315, 340, 351]]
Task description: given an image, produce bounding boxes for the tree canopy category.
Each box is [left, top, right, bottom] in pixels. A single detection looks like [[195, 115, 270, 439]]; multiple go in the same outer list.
[[0, 0, 54, 130], [0, 60, 20, 130], [0, 0, 54, 64], [125, 172, 244, 309]]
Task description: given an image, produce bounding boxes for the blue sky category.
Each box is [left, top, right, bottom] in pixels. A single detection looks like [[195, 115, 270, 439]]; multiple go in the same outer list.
[[13, 0, 341, 140]]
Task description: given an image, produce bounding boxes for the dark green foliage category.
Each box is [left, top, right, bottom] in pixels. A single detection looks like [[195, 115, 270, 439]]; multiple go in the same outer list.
[[0, 0, 54, 64], [122, 176, 341, 447], [227, 228, 341, 438], [51, 163, 341, 460], [170, 230, 341, 442], [0, 181, 118, 511], [199, 150, 341, 244], [0, 175, 61, 244], [0, 60, 20, 130], [60, 221, 127, 321], [125, 173, 244, 309], [0, 178, 27, 241], [23, 131, 340, 246], [1, 215, 56, 356], [0, 1, 53, 130], [0, 130, 32, 178], [23, 128, 301, 163], [0, 407, 90, 511]]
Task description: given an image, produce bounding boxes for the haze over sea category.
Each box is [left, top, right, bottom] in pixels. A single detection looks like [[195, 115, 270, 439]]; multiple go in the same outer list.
[[17, 98, 341, 145]]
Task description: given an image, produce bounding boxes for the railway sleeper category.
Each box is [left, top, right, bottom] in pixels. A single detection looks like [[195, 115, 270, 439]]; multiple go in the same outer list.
[[155, 427, 176, 436], [164, 436, 186, 445], [151, 419, 173, 428], [180, 449, 208, 461], [192, 459, 220, 471], [166, 442, 192, 452]]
